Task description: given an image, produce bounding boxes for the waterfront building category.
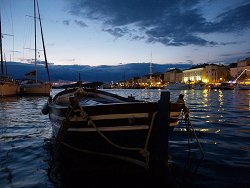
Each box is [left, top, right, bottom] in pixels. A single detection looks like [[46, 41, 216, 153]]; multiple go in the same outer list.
[[182, 64, 230, 84], [182, 64, 207, 83], [205, 64, 230, 83], [164, 69, 183, 83]]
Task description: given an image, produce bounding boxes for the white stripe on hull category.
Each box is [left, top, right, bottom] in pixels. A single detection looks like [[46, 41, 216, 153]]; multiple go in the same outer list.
[[50, 112, 150, 121], [50, 111, 180, 136], [50, 111, 181, 122]]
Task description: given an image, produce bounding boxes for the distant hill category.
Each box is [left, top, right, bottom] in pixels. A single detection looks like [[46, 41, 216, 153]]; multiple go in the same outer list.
[[4, 62, 191, 83]]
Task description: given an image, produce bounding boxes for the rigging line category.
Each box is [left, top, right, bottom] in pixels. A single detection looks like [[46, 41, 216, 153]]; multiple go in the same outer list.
[[23, 15, 34, 62], [1, 1, 13, 65], [9, 0, 14, 62], [34, 0, 37, 83]]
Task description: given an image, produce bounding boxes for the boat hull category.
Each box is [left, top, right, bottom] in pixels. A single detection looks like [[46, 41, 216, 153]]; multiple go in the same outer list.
[[0, 81, 19, 96], [235, 84, 250, 90], [43, 88, 185, 177], [20, 82, 51, 96], [48, 98, 181, 166]]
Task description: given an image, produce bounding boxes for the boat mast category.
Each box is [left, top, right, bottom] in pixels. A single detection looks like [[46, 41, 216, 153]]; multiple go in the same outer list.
[[36, 0, 50, 82], [34, 0, 37, 82], [0, 12, 4, 77], [234, 69, 250, 83]]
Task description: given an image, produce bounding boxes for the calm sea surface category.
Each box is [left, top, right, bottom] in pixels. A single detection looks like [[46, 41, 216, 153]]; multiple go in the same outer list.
[[0, 89, 249, 188]]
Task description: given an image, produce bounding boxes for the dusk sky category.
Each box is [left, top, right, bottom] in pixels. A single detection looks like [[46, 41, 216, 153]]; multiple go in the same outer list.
[[1, 0, 250, 66]]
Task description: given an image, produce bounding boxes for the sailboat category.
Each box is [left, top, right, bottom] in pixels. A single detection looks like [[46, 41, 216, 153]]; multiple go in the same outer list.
[[0, 12, 19, 97], [234, 69, 250, 90], [19, 0, 51, 96]]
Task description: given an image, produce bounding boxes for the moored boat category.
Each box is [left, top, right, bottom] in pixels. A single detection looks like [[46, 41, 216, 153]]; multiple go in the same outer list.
[[0, 77, 19, 97], [234, 83, 250, 90], [19, 79, 51, 96], [19, 0, 51, 96], [42, 87, 188, 178], [0, 13, 19, 97], [233, 69, 250, 90]]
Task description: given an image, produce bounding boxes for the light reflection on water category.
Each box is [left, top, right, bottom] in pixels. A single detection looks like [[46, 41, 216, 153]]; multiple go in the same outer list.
[[0, 89, 249, 188], [105, 89, 250, 187]]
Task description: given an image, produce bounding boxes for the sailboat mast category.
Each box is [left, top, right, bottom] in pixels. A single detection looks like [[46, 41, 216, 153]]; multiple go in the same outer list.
[[34, 0, 37, 82], [36, 0, 50, 82], [0, 12, 4, 76]]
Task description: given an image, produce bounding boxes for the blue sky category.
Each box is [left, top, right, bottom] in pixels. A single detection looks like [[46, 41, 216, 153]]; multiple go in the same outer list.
[[1, 0, 250, 66]]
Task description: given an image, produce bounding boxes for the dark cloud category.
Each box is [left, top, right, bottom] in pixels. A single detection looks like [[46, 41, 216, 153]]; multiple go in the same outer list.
[[74, 20, 88, 27], [213, 3, 250, 33], [62, 20, 70, 26], [66, 0, 250, 46], [102, 28, 127, 38], [220, 41, 238, 46]]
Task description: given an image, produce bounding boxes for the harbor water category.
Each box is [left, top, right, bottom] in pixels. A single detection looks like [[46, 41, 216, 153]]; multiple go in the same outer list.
[[0, 89, 249, 188]]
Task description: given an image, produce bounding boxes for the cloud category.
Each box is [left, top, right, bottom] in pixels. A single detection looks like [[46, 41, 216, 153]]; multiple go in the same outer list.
[[62, 20, 70, 26], [74, 20, 88, 27], [220, 41, 238, 46], [212, 3, 250, 33], [65, 58, 75, 62], [66, 0, 250, 46]]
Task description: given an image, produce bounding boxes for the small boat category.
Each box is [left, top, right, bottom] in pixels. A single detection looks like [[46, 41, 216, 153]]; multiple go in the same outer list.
[[42, 87, 188, 175], [19, 0, 51, 96], [233, 69, 250, 90], [164, 82, 191, 90], [0, 13, 19, 97], [234, 83, 250, 90], [218, 82, 234, 90]]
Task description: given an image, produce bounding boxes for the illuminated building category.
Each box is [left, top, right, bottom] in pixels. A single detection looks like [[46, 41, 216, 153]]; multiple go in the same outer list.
[[164, 69, 183, 83], [182, 64, 206, 83]]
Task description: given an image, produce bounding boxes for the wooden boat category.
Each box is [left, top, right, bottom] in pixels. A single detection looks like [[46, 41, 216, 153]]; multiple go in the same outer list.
[[0, 13, 19, 97], [42, 87, 188, 175], [19, 0, 51, 96]]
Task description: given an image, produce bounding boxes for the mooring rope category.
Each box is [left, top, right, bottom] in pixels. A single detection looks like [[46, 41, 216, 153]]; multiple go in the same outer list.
[[56, 101, 158, 169], [86, 111, 158, 168]]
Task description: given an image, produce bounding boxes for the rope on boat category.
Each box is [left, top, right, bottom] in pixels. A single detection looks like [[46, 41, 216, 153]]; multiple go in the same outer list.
[[177, 96, 204, 158], [87, 111, 158, 168], [183, 110, 204, 158], [56, 102, 158, 169], [178, 102, 205, 183]]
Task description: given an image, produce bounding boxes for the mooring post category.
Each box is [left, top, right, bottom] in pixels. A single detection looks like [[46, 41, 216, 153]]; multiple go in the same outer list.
[[152, 91, 171, 182]]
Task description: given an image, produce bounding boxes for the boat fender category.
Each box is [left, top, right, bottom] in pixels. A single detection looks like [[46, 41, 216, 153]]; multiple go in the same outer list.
[[42, 102, 49, 115]]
